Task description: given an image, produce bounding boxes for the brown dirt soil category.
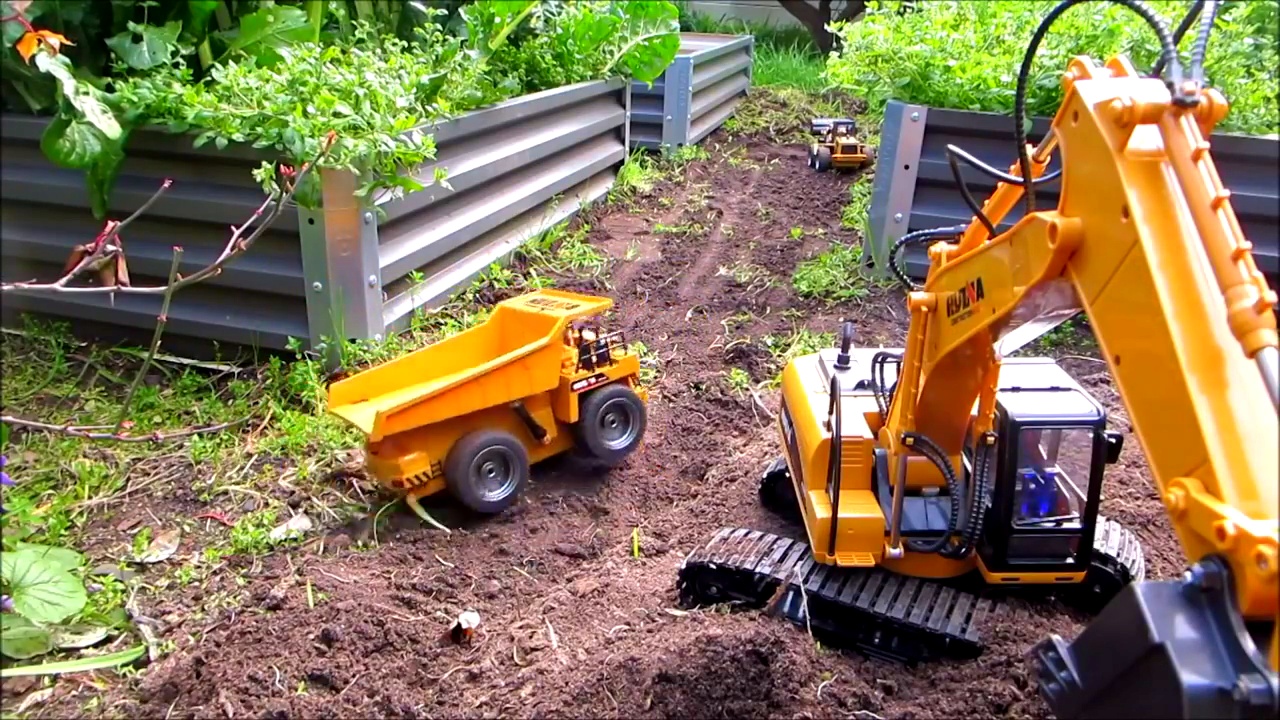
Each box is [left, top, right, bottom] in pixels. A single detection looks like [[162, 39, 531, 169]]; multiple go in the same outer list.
[[8, 99, 1182, 720]]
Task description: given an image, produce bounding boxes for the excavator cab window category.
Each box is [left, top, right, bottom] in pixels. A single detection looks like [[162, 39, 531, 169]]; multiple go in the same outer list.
[[979, 414, 1108, 575], [1011, 427, 1091, 529]]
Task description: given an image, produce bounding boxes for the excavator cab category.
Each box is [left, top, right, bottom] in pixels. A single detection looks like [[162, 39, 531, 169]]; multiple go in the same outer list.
[[976, 366, 1124, 578]]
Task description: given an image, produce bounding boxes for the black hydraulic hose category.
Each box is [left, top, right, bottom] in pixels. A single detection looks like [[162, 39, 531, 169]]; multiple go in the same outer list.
[[945, 143, 1063, 187], [1015, 0, 1183, 218], [1190, 0, 1219, 86], [900, 432, 963, 556], [947, 146, 998, 238], [871, 351, 902, 423], [946, 438, 994, 560], [888, 224, 968, 292], [1153, 0, 1205, 77]]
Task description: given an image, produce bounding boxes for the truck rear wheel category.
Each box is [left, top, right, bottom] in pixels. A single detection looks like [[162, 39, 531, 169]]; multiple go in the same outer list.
[[577, 383, 646, 466], [445, 429, 529, 514]]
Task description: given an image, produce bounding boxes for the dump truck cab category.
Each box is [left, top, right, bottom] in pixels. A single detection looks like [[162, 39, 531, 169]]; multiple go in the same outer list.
[[327, 289, 649, 522]]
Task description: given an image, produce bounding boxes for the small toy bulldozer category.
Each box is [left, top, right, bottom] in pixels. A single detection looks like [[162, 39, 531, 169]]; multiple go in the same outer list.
[[807, 117, 876, 172], [326, 289, 649, 527]]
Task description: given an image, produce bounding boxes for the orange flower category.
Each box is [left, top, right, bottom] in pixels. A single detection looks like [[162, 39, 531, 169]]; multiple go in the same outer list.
[[15, 29, 72, 63]]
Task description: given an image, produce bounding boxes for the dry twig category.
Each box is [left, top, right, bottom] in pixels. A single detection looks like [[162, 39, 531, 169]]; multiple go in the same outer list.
[[0, 133, 337, 442]]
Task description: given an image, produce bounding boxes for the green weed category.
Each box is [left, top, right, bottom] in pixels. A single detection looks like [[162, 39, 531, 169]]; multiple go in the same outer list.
[[793, 242, 874, 303], [612, 149, 663, 203], [761, 327, 837, 386]]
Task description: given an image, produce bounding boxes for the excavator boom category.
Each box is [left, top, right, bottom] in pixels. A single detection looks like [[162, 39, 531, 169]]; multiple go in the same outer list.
[[886, 53, 1278, 717]]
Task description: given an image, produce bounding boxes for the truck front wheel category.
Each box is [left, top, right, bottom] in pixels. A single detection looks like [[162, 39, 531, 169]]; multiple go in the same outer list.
[[445, 429, 529, 514], [577, 383, 647, 466]]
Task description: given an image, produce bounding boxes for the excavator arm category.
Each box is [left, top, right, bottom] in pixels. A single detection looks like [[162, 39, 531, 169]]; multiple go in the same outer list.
[[880, 52, 1278, 717]]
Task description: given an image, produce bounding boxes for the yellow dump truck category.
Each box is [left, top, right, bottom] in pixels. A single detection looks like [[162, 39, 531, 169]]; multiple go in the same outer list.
[[326, 289, 649, 524]]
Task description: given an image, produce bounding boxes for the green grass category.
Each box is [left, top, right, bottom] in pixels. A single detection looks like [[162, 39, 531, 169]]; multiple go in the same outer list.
[[752, 44, 828, 94], [825, 0, 1279, 135], [676, 2, 817, 53], [0, 209, 614, 578], [760, 327, 837, 386], [792, 241, 873, 303]]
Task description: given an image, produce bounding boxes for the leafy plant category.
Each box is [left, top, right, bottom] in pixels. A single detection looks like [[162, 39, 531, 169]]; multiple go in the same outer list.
[[824, 0, 1279, 136], [2, 0, 683, 216]]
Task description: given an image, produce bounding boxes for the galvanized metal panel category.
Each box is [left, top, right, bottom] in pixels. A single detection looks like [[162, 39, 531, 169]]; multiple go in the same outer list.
[[376, 78, 629, 329], [868, 100, 1279, 280], [0, 117, 310, 350], [629, 33, 754, 150], [382, 169, 617, 333]]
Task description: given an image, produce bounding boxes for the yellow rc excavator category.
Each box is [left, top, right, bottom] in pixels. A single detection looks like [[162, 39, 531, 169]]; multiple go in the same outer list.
[[676, 1, 1278, 717]]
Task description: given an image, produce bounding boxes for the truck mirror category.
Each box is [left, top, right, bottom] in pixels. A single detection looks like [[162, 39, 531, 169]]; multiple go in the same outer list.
[[1104, 431, 1124, 464]]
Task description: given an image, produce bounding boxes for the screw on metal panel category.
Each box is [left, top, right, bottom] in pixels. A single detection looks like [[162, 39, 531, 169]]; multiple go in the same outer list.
[[312, 282, 323, 292], [911, 112, 920, 122], [374, 334, 384, 342], [367, 275, 378, 288], [893, 213, 904, 223], [665, 115, 672, 121], [363, 212, 373, 225]]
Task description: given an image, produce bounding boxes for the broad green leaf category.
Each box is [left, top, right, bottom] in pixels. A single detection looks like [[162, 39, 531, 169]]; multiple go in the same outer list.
[[1, 2, 29, 46], [40, 115, 103, 171], [0, 548, 88, 624], [105, 21, 183, 71], [14, 543, 84, 573], [218, 5, 313, 61], [184, 0, 221, 41], [0, 615, 54, 660], [68, 92, 122, 141], [86, 130, 127, 220], [33, 52, 122, 140]]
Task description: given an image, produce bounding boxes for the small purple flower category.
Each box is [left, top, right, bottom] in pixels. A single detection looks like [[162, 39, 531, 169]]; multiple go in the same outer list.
[[0, 595, 12, 613], [1, 454, 11, 516]]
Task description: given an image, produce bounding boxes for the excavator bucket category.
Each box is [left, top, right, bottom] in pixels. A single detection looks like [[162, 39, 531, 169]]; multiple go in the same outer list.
[[326, 288, 613, 442], [1033, 559, 1278, 719]]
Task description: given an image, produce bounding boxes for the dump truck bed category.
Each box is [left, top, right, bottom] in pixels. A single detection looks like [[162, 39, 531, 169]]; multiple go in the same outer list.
[[327, 289, 613, 442]]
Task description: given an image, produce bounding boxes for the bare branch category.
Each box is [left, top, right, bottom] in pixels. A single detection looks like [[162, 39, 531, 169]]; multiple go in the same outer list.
[[114, 248, 184, 432], [1, 132, 336, 296], [0, 415, 249, 442], [0, 131, 339, 444]]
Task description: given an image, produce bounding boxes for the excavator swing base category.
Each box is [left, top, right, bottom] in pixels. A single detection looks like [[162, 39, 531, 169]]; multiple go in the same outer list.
[[1035, 556, 1279, 719]]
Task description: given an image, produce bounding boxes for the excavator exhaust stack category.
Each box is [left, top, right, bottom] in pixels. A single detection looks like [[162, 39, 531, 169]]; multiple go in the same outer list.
[[1033, 557, 1278, 719]]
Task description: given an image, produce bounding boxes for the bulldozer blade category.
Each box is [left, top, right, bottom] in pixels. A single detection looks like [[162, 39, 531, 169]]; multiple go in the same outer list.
[[1032, 558, 1278, 719]]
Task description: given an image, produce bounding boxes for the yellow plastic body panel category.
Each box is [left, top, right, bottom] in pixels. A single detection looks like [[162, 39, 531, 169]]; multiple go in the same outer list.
[[326, 288, 647, 500], [328, 289, 613, 443], [873, 56, 1277, 632]]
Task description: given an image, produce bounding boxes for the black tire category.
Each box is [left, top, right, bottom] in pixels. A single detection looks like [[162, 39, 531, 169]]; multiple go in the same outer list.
[[815, 146, 833, 172], [758, 456, 801, 521], [576, 383, 647, 466], [444, 428, 529, 514]]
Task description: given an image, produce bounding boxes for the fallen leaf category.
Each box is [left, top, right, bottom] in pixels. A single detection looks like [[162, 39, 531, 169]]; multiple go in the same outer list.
[[53, 624, 111, 649], [268, 513, 313, 542], [15, 687, 53, 715], [135, 528, 181, 563]]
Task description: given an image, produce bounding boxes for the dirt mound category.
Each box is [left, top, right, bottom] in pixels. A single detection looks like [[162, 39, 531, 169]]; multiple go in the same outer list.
[[647, 624, 805, 719]]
